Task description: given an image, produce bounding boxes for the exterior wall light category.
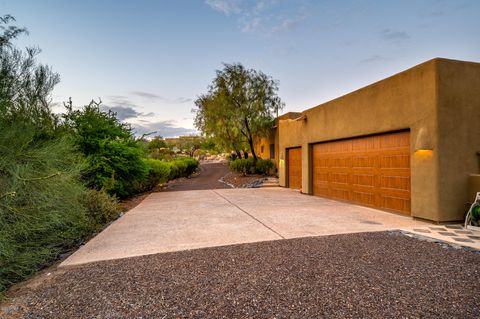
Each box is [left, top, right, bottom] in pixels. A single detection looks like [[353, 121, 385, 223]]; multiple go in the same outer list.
[[414, 127, 434, 152]]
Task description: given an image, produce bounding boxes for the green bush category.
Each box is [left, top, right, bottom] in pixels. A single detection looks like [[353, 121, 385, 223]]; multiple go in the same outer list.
[[230, 158, 255, 175], [63, 102, 148, 198], [0, 123, 94, 297], [169, 158, 199, 179], [0, 16, 122, 298], [79, 189, 121, 227], [143, 158, 171, 189], [229, 158, 275, 175], [255, 158, 276, 175]]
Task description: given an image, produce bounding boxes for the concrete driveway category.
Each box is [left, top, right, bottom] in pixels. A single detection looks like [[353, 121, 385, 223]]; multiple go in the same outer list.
[[62, 188, 428, 266]]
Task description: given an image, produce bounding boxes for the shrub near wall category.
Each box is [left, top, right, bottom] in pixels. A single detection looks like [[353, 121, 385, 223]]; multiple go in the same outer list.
[[229, 158, 275, 175]]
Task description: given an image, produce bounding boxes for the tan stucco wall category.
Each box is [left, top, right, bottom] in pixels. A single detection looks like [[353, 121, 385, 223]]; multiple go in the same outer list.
[[254, 113, 302, 169], [278, 59, 441, 221], [278, 58, 480, 222], [469, 175, 480, 204], [254, 135, 275, 161], [436, 60, 480, 221]]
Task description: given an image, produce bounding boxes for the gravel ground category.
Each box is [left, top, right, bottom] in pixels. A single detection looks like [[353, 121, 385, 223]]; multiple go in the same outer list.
[[220, 171, 266, 188], [2, 231, 479, 318]]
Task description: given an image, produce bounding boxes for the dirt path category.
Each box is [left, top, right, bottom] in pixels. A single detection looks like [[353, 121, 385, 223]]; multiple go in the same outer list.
[[165, 161, 232, 191]]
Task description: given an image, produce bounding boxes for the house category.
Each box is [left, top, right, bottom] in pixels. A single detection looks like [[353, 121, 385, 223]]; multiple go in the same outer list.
[[257, 58, 480, 222], [254, 112, 301, 165]]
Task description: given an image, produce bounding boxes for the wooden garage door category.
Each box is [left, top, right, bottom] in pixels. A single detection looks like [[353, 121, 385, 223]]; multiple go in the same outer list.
[[288, 147, 302, 189], [312, 131, 411, 214]]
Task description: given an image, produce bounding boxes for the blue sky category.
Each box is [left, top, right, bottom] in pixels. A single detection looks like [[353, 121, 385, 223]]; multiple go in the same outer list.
[[1, 0, 479, 136]]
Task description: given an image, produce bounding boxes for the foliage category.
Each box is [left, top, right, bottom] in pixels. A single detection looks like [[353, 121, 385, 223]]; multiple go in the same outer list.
[[63, 100, 148, 198], [254, 158, 276, 175], [0, 125, 95, 296], [147, 135, 167, 151], [169, 157, 199, 179], [143, 158, 171, 190], [193, 63, 284, 160], [0, 16, 121, 297], [165, 136, 204, 157], [229, 158, 275, 176], [200, 136, 218, 151], [0, 15, 200, 298], [79, 189, 121, 227], [0, 15, 60, 139]]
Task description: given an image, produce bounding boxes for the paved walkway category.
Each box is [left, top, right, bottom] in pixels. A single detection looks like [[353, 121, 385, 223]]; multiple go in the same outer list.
[[164, 161, 231, 191], [62, 187, 428, 266]]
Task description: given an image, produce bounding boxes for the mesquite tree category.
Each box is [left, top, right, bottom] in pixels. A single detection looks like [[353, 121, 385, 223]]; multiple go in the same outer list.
[[193, 63, 283, 161]]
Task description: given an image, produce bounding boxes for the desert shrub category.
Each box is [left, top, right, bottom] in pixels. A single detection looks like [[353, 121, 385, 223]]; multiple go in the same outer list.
[[79, 189, 121, 227], [255, 158, 276, 175], [230, 158, 255, 175], [169, 158, 199, 179], [0, 15, 123, 299], [181, 157, 200, 176], [0, 123, 95, 296], [229, 158, 275, 175], [169, 159, 187, 179], [143, 158, 171, 189], [63, 102, 148, 198]]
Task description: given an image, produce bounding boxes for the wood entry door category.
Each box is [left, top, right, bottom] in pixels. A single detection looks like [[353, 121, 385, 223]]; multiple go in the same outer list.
[[287, 147, 302, 189], [312, 131, 411, 214]]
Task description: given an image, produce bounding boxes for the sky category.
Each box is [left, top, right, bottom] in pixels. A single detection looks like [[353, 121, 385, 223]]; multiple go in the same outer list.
[[1, 0, 479, 137]]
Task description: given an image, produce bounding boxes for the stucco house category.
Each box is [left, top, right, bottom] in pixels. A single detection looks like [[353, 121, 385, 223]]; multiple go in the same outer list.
[[255, 58, 480, 222]]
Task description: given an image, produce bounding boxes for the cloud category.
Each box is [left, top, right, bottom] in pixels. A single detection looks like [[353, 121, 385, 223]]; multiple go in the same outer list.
[[105, 95, 138, 108], [131, 91, 161, 100], [206, 0, 310, 34], [380, 28, 410, 41], [131, 120, 198, 138], [130, 91, 192, 104], [429, 2, 470, 17], [205, 0, 241, 15], [100, 105, 154, 121], [101, 93, 196, 137]]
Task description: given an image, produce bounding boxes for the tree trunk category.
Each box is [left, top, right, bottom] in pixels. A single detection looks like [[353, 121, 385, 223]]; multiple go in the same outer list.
[[243, 150, 248, 159], [243, 117, 257, 161], [247, 137, 257, 161]]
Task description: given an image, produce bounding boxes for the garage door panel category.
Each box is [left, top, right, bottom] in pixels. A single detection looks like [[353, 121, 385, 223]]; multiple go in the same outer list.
[[379, 175, 410, 191], [352, 191, 376, 206], [330, 188, 349, 201], [381, 195, 411, 213], [331, 172, 349, 184], [352, 137, 376, 151], [313, 185, 329, 197], [351, 173, 375, 187], [352, 156, 375, 168], [288, 148, 302, 189], [312, 131, 411, 215], [380, 154, 410, 168]]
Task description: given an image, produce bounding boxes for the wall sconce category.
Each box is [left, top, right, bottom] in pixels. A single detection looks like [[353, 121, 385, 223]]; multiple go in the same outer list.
[[414, 127, 434, 152]]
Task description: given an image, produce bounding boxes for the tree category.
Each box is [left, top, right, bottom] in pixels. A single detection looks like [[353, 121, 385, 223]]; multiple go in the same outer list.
[[0, 14, 60, 139], [193, 63, 283, 161], [147, 135, 167, 151], [194, 93, 245, 158], [63, 99, 148, 198]]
